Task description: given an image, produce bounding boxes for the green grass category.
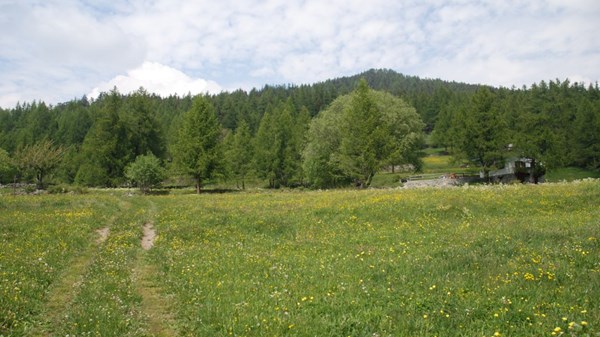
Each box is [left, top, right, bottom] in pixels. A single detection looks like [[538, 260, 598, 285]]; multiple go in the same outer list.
[[545, 167, 600, 182], [421, 153, 478, 175], [1, 181, 599, 336]]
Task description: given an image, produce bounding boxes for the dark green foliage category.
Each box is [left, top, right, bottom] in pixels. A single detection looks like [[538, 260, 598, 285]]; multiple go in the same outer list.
[[225, 120, 254, 189], [433, 79, 600, 175], [0, 70, 597, 189], [451, 87, 508, 179], [75, 88, 165, 187], [76, 90, 124, 186], [573, 97, 600, 169], [0, 148, 16, 184], [171, 95, 223, 193]]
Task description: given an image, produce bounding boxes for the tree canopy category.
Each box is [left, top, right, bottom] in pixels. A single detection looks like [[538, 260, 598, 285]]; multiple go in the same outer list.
[[303, 79, 424, 188]]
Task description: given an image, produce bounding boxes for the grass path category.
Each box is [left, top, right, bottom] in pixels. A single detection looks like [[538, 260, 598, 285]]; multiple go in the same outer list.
[[25, 226, 112, 337], [23, 196, 178, 336], [135, 253, 178, 337], [134, 199, 178, 337]]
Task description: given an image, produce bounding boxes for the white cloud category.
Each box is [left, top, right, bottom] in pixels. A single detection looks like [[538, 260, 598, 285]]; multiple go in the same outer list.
[[88, 62, 222, 98], [0, 0, 599, 108]]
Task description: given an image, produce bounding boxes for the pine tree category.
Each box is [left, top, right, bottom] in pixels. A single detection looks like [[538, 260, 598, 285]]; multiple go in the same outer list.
[[75, 89, 123, 186], [336, 79, 385, 187], [227, 120, 254, 189], [453, 87, 507, 180], [253, 105, 282, 188], [171, 95, 223, 193]]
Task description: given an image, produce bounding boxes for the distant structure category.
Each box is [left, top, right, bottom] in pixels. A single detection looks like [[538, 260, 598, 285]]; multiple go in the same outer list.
[[482, 157, 545, 184]]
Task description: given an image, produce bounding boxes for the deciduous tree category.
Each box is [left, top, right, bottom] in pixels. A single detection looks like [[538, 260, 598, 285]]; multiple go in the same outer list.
[[14, 140, 65, 189]]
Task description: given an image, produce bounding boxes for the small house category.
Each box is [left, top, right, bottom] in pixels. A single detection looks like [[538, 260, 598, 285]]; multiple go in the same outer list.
[[481, 157, 545, 183]]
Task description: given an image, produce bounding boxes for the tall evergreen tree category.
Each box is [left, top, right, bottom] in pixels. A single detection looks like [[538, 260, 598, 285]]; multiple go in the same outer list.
[[75, 89, 123, 186], [452, 87, 507, 180], [336, 79, 387, 187], [171, 96, 223, 193], [225, 120, 254, 189], [573, 97, 600, 169], [253, 104, 282, 188], [119, 88, 165, 159]]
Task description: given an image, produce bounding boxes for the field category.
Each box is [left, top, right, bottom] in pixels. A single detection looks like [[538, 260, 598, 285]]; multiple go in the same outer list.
[[1, 181, 599, 337]]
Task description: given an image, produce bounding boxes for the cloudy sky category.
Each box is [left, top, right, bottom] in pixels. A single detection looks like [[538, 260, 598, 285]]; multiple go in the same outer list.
[[1, 0, 598, 108]]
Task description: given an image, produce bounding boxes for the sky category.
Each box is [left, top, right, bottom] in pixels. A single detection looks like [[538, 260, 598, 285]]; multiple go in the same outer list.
[[1, 0, 599, 108]]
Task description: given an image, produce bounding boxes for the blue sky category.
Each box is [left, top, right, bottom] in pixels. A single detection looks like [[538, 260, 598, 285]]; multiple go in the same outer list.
[[1, 0, 599, 108]]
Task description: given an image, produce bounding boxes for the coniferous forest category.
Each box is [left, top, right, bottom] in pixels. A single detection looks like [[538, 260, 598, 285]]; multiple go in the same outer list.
[[0, 69, 598, 190]]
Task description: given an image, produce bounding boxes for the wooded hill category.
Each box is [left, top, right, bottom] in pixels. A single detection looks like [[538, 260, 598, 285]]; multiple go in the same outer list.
[[0, 69, 598, 190]]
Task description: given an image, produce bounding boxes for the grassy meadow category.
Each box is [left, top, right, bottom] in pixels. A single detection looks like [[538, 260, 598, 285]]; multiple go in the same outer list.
[[1, 180, 599, 336]]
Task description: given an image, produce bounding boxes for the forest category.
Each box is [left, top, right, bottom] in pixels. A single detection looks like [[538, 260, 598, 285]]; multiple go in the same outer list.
[[0, 69, 598, 191]]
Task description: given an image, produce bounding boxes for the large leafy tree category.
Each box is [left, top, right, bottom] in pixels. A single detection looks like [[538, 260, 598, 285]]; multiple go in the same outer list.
[[303, 79, 424, 188], [14, 140, 65, 189], [172, 95, 223, 193]]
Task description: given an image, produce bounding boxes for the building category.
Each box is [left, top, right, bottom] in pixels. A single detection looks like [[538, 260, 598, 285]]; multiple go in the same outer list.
[[481, 157, 545, 183]]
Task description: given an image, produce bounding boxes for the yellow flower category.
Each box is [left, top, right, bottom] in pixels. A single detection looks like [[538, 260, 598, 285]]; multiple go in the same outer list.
[[581, 321, 588, 326]]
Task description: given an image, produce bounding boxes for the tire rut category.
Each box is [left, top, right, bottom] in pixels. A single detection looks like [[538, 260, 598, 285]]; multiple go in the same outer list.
[[26, 226, 112, 337], [136, 220, 177, 337]]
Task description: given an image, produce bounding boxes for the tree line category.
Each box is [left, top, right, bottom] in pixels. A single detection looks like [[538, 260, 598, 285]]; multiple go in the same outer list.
[[0, 77, 425, 191], [432, 80, 600, 177], [0, 69, 598, 191]]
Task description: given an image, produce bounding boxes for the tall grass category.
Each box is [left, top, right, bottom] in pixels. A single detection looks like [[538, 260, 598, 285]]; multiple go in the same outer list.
[[150, 181, 599, 336], [1, 181, 598, 336]]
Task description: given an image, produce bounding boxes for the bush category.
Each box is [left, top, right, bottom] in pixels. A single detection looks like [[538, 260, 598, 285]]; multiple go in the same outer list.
[[125, 154, 166, 193]]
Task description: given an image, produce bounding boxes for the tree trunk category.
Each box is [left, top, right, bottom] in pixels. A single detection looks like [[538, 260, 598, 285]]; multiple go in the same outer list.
[[530, 158, 538, 184], [36, 170, 44, 190], [195, 176, 201, 194]]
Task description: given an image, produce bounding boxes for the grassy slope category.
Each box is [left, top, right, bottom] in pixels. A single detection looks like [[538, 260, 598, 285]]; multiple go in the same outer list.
[[1, 181, 599, 336]]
